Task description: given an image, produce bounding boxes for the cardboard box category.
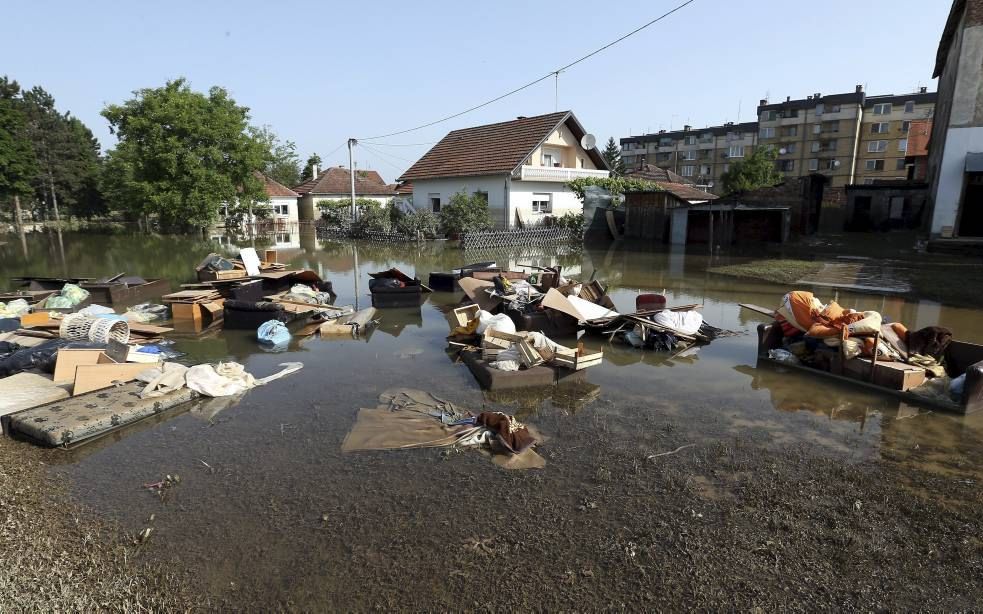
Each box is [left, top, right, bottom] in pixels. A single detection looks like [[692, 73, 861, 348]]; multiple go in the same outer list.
[[171, 300, 225, 327], [841, 357, 927, 391]]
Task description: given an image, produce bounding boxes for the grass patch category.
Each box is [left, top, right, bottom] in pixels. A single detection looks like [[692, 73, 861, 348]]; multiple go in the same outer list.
[[708, 259, 823, 285]]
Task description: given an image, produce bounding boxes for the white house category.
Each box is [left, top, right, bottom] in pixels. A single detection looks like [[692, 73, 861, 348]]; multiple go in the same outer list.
[[293, 166, 396, 220], [220, 172, 300, 225], [398, 111, 609, 228]]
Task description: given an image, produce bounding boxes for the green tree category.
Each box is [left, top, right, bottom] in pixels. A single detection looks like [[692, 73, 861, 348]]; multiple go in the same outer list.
[[601, 137, 626, 177], [0, 77, 38, 223], [720, 146, 782, 194], [300, 153, 322, 182], [439, 191, 492, 236], [102, 78, 269, 231], [253, 125, 301, 187]]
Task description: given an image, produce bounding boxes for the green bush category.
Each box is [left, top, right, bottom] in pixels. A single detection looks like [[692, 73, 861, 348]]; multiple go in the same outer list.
[[391, 206, 440, 237], [439, 191, 492, 236], [552, 211, 585, 238], [318, 198, 381, 229]]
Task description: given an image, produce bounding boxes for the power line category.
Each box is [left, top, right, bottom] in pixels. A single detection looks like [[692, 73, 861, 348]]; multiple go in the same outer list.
[[359, 142, 416, 165], [358, 0, 697, 141], [367, 140, 440, 148]]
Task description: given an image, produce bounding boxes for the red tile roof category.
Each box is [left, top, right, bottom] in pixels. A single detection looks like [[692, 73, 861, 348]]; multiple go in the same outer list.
[[293, 167, 395, 196], [393, 182, 413, 194], [398, 111, 607, 182], [258, 172, 300, 198]]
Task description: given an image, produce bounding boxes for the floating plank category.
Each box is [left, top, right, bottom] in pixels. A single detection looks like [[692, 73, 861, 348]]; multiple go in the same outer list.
[[739, 303, 776, 317]]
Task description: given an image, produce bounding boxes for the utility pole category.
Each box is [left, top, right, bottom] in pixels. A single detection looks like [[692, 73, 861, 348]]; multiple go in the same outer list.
[[348, 138, 358, 222]]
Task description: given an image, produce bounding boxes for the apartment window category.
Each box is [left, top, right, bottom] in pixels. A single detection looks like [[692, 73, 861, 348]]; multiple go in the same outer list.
[[863, 178, 876, 185], [784, 143, 797, 154], [896, 158, 907, 171], [815, 103, 825, 115], [699, 133, 714, 143], [722, 163, 730, 173], [781, 126, 798, 137], [898, 138, 908, 152], [680, 165, 695, 177], [865, 159, 885, 171], [429, 193, 441, 213], [700, 149, 712, 160], [776, 160, 795, 172], [822, 139, 838, 152], [870, 122, 890, 134], [872, 103, 892, 115], [781, 109, 800, 119], [273, 203, 289, 216], [531, 193, 552, 214], [823, 120, 840, 133], [808, 158, 819, 171], [823, 158, 838, 171], [830, 105, 841, 113], [812, 124, 822, 135], [901, 120, 911, 133], [762, 110, 778, 121], [868, 140, 888, 153], [700, 165, 712, 176], [904, 100, 915, 113], [684, 136, 697, 145], [726, 131, 737, 141], [659, 137, 673, 147], [810, 141, 821, 153], [681, 150, 697, 161], [728, 145, 745, 158], [656, 153, 671, 162]]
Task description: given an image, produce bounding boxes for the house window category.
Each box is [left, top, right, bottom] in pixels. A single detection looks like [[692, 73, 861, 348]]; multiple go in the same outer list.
[[781, 126, 798, 137], [808, 159, 819, 171], [531, 193, 552, 214], [865, 159, 885, 171], [429, 193, 441, 213], [759, 127, 776, 139], [871, 122, 890, 134], [896, 158, 907, 170], [868, 140, 888, 153], [901, 120, 911, 133], [728, 145, 745, 158], [681, 150, 697, 161], [273, 203, 289, 216], [898, 139, 908, 152], [776, 160, 795, 172], [473, 191, 488, 203], [684, 136, 697, 145], [904, 100, 915, 113], [680, 165, 695, 177], [762, 110, 778, 121], [872, 103, 892, 115], [784, 143, 797, 154], [542, 153, 555, 167]]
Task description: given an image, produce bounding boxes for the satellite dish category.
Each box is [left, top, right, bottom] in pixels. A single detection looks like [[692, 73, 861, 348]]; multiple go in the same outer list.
[[581, 134, 597, 150], [779, 147, 787, 155], [833, 160, 842, 168]]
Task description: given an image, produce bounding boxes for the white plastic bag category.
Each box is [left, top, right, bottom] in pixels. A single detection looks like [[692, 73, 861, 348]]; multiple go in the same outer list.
[[652, 309, 703, 335], [476, 312, 516, 336]]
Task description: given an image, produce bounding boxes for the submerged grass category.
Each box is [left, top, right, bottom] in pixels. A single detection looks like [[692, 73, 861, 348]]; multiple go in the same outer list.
[[707, 259, 824, 286], [0, 439, 201, 612]]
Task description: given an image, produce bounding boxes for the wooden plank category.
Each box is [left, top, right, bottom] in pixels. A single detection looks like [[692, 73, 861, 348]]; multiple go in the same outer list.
[[73, 363, 155, 396], [19, 312, 54, 327], [128, 322, 173, 335], [739, 303, 776, 317], [53, 349, 110, 383], [318, 322, 354, 336]]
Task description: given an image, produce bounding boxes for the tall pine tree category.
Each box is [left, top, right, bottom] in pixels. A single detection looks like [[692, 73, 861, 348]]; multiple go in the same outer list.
[[0, 77, 38, 225], [601, 137, 626, 177]]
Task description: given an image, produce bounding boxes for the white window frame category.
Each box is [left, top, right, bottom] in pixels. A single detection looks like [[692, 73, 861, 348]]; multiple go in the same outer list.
[[865, 159, 885, 171], [728, 145, 745, 158], [873, 103, 892, 115], [871, 122, 890, 134], [813, 124, 822, 135], [898, 139, 908, 152], [823, 158, 838, 171], [273, 203, 289, 216], [811, 142, 821, 153], [531, 193, 552, 214], [868, 140, 888, 153], [759, 127, 775, 139], [684, 136, 697, 145], [815, 103, 825, 115], [680, 165, 695, 177], [808, 158, 819, 171], [681, 150, 697, 161]]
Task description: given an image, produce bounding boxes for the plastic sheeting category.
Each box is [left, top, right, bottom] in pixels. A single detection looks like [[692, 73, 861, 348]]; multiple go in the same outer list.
[[0, 299, 30, 318], [652, 309, 704, 335], [257, 320, 291, 348]]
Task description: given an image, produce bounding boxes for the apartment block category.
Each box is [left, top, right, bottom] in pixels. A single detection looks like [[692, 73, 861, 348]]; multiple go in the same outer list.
[[620, 122, 758, 193], [854, 91, 937, 184]]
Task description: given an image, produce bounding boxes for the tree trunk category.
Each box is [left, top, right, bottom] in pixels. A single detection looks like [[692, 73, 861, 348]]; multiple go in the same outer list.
[[48, 170, 61, 224], [13, 194, 23, 228]]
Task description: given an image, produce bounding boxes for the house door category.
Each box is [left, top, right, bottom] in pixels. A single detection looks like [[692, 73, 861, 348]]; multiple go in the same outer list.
[[958, 173, 983, 237], [850, 196, 873, 231]]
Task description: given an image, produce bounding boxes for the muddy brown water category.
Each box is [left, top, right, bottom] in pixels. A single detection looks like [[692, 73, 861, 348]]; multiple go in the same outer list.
[[2, 229, 982, 609]]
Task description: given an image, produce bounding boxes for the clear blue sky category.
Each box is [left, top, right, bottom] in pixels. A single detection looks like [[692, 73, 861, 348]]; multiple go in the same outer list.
[[0, 0, 951, 183]]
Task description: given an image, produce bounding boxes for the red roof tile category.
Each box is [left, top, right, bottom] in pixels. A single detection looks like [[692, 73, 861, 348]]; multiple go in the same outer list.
[[293, 167, 395, 196], [398, 111, 607, 182], [258, 172, 300, 198]]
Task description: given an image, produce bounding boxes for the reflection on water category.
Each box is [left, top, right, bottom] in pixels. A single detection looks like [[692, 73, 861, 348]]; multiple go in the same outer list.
[[3, 227, 983, 599]]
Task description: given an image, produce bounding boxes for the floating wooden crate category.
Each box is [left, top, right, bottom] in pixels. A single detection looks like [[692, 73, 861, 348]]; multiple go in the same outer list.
[[517, 339, 544, 368], [553, 349, 603, 371], [482, 348, 504, 360], [445, 304, 480, 331], [484, 328, 524, 344]]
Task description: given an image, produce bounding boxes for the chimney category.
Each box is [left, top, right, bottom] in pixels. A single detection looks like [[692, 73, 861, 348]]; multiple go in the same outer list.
[[312, 161, 319, 177], [759, 98, 768, 106], [683, 125, 691, 131], [855, 84, 864, 93], [787, 96, 792, 102], [814, 92, 821, 99], [806, 95, 812, 100], [920, 86, 928, 93]]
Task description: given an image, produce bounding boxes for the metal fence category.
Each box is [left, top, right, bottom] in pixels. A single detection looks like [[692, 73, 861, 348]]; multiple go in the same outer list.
[[459, 227, 576, 250], [314, 224, 420, 243]]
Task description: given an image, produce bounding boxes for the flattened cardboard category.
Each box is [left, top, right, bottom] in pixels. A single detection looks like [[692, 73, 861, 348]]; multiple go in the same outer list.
[[457, 277, 501, 312], [53, 349, 110, 383], [19, 312, 53, 327], [73, 363, 156, 396], [240, 247, 261, 276]]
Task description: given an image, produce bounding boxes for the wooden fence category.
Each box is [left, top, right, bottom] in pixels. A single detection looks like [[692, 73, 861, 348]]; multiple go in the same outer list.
[[459, 227, 575, 250]]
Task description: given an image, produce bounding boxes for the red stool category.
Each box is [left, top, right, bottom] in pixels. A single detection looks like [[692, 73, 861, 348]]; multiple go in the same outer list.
[[636, 293, 667, 311]]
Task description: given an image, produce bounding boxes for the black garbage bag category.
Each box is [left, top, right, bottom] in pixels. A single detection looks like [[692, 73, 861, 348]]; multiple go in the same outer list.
[[0, 318, 20, 333], [0, 341, 22, 356], [369, 278, 403, 291], [0, 339, 107, 378]]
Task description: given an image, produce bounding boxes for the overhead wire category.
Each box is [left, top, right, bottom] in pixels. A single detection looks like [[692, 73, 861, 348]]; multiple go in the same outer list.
[[357, 0, 697, 141]]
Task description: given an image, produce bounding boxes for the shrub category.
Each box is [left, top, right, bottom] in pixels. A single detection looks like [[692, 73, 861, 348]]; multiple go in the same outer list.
[[553, 211, 585, 238], [439, 191, 492, 236]]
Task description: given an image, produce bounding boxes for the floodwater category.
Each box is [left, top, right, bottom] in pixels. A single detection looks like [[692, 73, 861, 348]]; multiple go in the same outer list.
[[2, 227, 982, 608]]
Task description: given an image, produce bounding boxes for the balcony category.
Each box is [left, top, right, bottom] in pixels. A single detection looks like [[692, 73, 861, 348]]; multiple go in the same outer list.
[[516, 166, 610, 182]]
